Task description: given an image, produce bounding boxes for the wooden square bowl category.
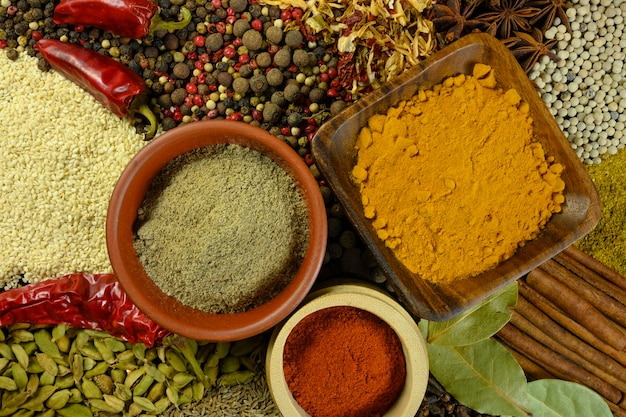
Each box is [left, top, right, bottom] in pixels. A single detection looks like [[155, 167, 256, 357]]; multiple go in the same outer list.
[[311, 33, 601, 321]]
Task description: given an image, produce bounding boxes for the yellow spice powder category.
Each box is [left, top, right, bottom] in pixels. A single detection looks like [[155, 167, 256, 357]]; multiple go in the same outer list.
[[352, 64, 565, 284]]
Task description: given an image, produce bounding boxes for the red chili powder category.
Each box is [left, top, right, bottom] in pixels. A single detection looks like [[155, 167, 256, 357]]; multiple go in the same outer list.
[[282, 305, 407, 417]]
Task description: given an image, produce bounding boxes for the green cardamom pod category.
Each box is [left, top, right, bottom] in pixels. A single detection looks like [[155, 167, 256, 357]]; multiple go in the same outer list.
[[219, 355, 241, 374], [164, 349, 187, 372], [132, 374, 155, 397], [0, 357, 10, 374], [3, 390, 31, 409], [36, 352, 59, 377], [45, 389, 71, 409], [57, 403, 94, 417], [145, 363, 166, 383], [229, 335, 264, 357], [83, 360, 109, 378], [11, 362, 29, 390], [77, 343, 103, 362], [172, 372, 195, 389], [10, 329, 35, 343], [38, 371, 56, 386], [34, 329, 61, 359], [154, 396, 171, 414], [25, 373, 39, 394], [10, 343, 30, 369], [146, 380, 165, 403], [102, 393, 127, 412], [51, 324, 67, 342], [110, 368, 127, 384], [132, 395, 157, 412], [0, 375, 18, 391], [54, 374, 76, 390], [93, 338, 115, 364], [217, 370, 255, 387], [192, 380, 205, 402], [132, 343, 147, 362], [55, 335, 71, 354], [113, 382, 133, 402], [92, 373, 114, 394], [0, 342, 15, 360], [124, 367, 146, 388], [103, 337, 127, 353], [20, 385, 57, 411], [81, 378, 103, 399], [157, 362, 176, 379], [165, 385, 180, 406]]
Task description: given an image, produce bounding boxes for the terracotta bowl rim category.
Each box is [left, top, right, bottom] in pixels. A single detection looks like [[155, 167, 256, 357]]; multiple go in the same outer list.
[[106, 120, 327, 342]]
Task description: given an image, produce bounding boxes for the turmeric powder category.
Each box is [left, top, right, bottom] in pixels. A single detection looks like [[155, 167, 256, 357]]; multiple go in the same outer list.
[[352, 64, 565, 284]]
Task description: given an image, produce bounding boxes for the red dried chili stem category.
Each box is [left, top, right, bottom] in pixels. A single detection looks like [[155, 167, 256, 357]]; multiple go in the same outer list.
[[34, 38, 157, 138], [53, 0, 192, 40]]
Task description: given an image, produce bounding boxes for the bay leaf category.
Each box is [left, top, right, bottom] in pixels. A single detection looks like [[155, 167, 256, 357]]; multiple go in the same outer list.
[[427, 281, 518, 346], [526, 379, 612, 417], [427, 338, 530, 417]]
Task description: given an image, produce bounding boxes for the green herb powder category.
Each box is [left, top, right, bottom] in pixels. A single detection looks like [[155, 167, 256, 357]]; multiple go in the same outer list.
[[575, 148, 626, 277], [133, 143, 310, 314]]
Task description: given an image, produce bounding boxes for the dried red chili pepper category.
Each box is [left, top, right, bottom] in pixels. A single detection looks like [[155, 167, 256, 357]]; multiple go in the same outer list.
[[52, 0, 192, 40], [0, 274, 170, 346], [34, 38, 158, 138]]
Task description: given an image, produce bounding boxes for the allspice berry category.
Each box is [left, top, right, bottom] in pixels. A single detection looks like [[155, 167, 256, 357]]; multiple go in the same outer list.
[[293, 49, 309, 68], [171, 88, 187, 106], [284, 83, 301, 102], [263, 102, 281, 123], [242, 29, 263, 51], [233, 77, 250, 95], [309, 87, 326, 103], [205, 33, 224, 52], [233, 19, 251, 38], [266, 67, 284, 87], [250, 73, 269, 93], [265, 25, 283, 45], [229, 0, 248, 13], [273, 47, 292, 68], [255, 52, 272, 68], [172, 62, 190, 79], [285, 30, 303, 48]]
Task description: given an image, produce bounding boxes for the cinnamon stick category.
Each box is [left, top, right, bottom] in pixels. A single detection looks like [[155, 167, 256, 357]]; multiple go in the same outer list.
[[561, 245, 626, 292], [609, 402, 626, 417], [514, 297, 626, 381], [496, 324, 623, 404], [509, 308, 626, 393], [496, 337, 556, 381], [518, 281, 626, 366], [538, 259, 626, 329], [554, 250, 626, 308], [525, 268, 626, 352]]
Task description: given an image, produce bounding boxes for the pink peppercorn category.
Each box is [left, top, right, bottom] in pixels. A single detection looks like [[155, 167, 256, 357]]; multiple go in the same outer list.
[[251, 18, 263, 32], [223, 46, 237, 59], [186, 83, 198, 94], [0, 40, 7, 49], [194, 35, 206, 47]]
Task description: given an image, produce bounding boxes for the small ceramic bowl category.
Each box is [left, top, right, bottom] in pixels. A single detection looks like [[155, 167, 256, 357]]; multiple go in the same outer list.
[[311, 32, 601, 322], [266, 281, 429, 417], [106, 120, 327, 342]]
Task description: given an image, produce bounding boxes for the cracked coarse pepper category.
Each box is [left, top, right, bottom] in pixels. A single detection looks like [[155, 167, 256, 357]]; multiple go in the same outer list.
[[352, 63, 565, 284]]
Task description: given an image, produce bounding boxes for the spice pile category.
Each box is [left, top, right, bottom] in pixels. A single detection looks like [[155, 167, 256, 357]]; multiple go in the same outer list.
[[134, 143, 309, 314], [352, 64, 565, 283]]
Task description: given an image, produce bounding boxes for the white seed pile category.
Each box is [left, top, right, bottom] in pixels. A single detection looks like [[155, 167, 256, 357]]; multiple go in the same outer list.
[[528, 0, 626, 164], [0, 50, 147, 289]]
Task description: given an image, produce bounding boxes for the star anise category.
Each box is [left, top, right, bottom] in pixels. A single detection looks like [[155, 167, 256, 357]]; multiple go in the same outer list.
[[477, 0, 541, 39], [527, 0, 573, 33], [503, 28, 559, 73], [432, 0, 489, 42]]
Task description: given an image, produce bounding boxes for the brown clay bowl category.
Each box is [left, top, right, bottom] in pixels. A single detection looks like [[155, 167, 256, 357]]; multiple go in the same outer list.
[[106, 120, 327, 341], [311, 33, 601, 321]]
